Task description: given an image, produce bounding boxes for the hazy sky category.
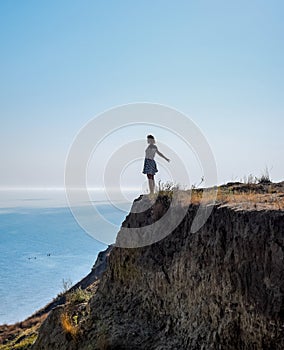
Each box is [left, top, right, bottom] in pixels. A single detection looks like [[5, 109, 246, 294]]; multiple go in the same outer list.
[[0, 0, 283, 189]]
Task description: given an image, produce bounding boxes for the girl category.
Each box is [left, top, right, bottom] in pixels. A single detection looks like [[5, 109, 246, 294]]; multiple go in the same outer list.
[[142, 134, 170, 194]]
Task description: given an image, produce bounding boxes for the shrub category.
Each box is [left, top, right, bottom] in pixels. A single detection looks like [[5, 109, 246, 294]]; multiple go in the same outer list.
[[258, 167, 271, 184], [66, 287, 92, 304]]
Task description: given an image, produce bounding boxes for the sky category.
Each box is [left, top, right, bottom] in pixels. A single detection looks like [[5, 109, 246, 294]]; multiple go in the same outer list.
[[0, 0, 283, 190]]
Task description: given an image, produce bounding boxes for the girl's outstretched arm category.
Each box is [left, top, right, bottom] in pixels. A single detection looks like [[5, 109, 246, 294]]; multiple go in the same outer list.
[[156, 149, 170, 162]]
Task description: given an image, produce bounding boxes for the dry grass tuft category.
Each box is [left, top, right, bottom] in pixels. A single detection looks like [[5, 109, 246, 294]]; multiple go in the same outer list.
[[60, 312, 78, 339]]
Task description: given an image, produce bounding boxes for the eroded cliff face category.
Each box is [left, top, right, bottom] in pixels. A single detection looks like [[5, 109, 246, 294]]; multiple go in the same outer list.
[[33, 190, 284, 350]]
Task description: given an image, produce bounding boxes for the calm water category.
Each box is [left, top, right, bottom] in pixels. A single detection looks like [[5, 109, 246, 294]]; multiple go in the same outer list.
[[0, 190, 135, 325]]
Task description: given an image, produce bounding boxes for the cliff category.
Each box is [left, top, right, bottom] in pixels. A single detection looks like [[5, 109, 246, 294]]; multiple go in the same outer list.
[[30, 182, 284, 350]]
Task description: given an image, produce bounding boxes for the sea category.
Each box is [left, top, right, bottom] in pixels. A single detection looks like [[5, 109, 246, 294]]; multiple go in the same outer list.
[[0, 189, 136, 325]]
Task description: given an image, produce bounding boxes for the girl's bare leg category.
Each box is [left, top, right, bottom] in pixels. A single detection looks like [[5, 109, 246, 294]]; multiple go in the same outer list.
[[148, 178, 155, 194]]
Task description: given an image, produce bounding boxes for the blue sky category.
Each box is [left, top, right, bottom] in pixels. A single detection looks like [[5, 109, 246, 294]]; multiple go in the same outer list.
[[0, 0, 283, 188]]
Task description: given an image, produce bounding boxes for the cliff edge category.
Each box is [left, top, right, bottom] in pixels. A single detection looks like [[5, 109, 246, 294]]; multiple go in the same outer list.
[[31, 182, 284, 350]]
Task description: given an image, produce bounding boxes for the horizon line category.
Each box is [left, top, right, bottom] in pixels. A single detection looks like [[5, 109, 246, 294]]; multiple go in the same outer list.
[[0, 187, 142, 191]]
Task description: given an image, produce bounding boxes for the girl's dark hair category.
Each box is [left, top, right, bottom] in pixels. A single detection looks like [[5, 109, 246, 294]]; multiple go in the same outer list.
[[147, 134, 155, 140]]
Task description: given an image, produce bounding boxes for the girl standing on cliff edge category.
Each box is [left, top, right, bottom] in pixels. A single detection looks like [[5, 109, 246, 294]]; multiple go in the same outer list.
[[142, 134, 170, 194]]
